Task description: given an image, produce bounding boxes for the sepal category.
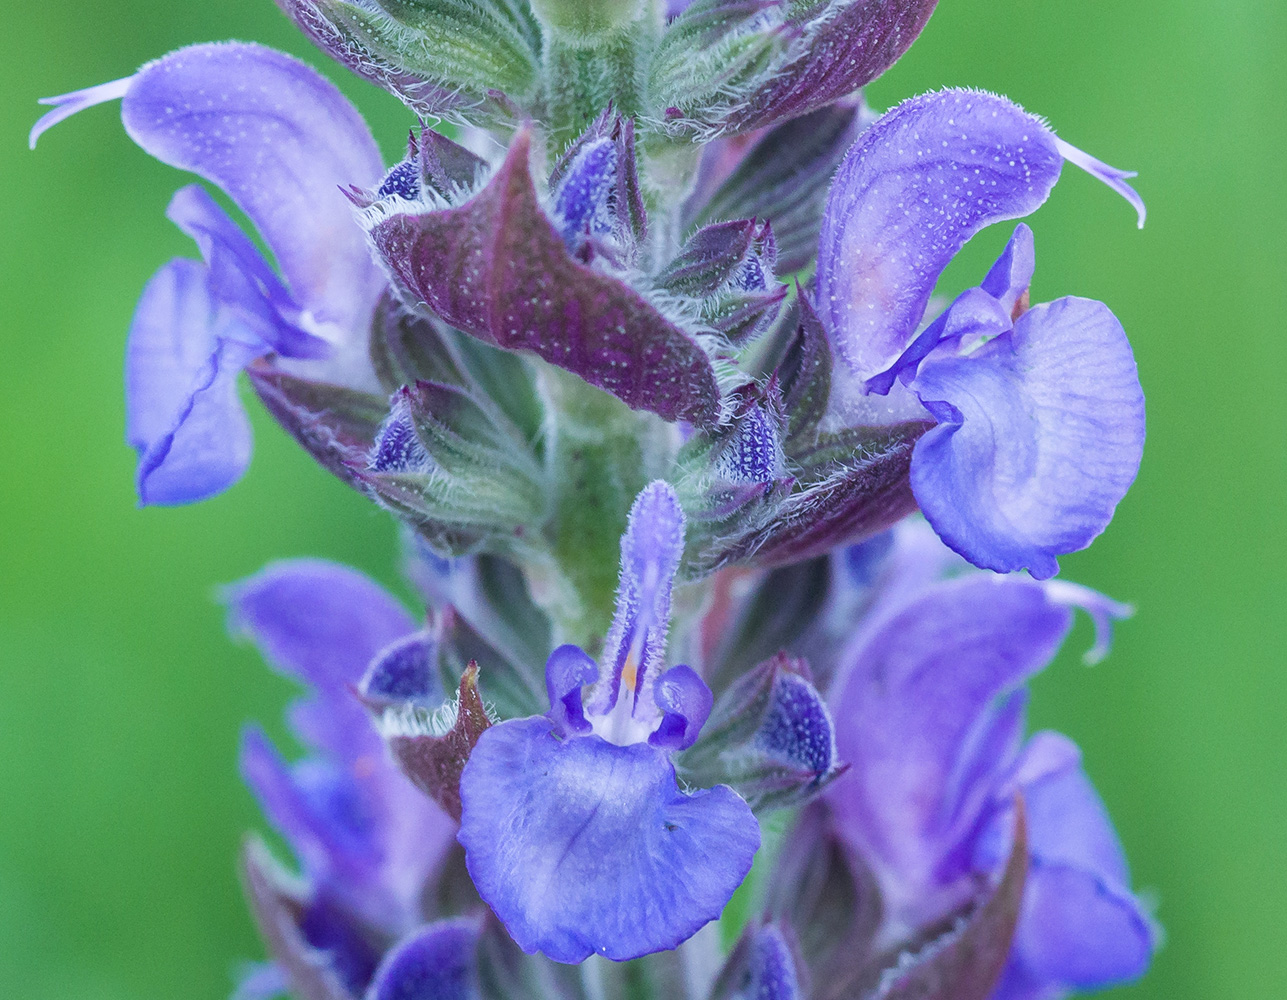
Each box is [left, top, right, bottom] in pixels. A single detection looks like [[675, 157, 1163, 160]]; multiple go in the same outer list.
[[277, 0, 539, 119], [658, 219, 761, 297], [690, 101, 867, 274], [366, 662, 493, 821], [763, 804, 881, 997], [773, 292, 832, 446], [240, 838, 378, 1000], [688, 418, 929, 573], [659, 219, 785, 345], [677, 390, 797, 576], [358, 379, 547, 556], [403, 541, 553, 717], [870, 800, 1029, 1000], [367, 128, 723, 425], [651, 0, 938, 140], [703, 556, 831, 694], [681, 652, 843, 812], [369, 295, 545, 449], [247, 364, 389, 487], [363, 127, 488, 208]]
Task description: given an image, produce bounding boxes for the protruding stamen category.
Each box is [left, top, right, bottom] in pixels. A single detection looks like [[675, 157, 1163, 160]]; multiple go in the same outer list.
[[1055, 137, 1147, 229]]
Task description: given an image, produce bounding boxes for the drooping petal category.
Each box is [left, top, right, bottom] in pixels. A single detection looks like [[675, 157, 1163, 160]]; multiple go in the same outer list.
[[366, 919, 480, 1000], [816, 91, 1063, 388], [826, 576, 1073, 917], [975, 733, 1157, 990], [240, 727, 383, 897], [166, 185, 328, 359], [909, 297, 1146, 579], [117, 42, 384, 330], [593, 481, 687, 720], [457, 718, 759, 963], [232, 562, 456, 929], [125, 258, 261, 505], [226, 560, 416, 759]]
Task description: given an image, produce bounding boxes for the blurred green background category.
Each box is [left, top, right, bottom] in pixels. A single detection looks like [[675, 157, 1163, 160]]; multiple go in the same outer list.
[[1, 0, 1282, 996]]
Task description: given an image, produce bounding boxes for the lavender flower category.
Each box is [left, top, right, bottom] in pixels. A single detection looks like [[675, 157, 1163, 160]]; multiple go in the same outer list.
[[813, 90, 1147, 577], [457, 482, 760, 962], [32, 44, 385, 504], [227, 560, 457, 996], [819, 527, 1158, 998], [30, 3, 1161, 997]]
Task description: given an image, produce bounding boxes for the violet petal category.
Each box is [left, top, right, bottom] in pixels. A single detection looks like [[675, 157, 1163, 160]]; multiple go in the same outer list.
[[119, 42, 385, 331], [910, 297, 1145, 579], [366, 918, 480, 1000], [975, 732, 1157, 990], [125, 258, 260, 506], [827, 576, 1073, 909], [226, 559, 415, 759], [817, 91, 1063, 386], [457, 718, 759, 963]]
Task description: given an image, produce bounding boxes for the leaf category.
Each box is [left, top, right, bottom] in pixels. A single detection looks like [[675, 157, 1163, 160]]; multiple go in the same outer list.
[[368, 129, 723, 425], [378, 662, 493, 821], [651, 0, 938, 140]]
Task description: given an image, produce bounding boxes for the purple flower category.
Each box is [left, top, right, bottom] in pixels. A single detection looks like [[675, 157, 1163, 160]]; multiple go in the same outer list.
[[815, 90, 1147, 578], [31, 43, 386, 504], [456, 482, 760, 963], [823, 545, 1157, 997], [227, 560, 455, 992]]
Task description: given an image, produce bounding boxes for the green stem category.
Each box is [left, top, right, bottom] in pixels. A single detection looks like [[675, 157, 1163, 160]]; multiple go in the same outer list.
[[527, 367, 676, 648]]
